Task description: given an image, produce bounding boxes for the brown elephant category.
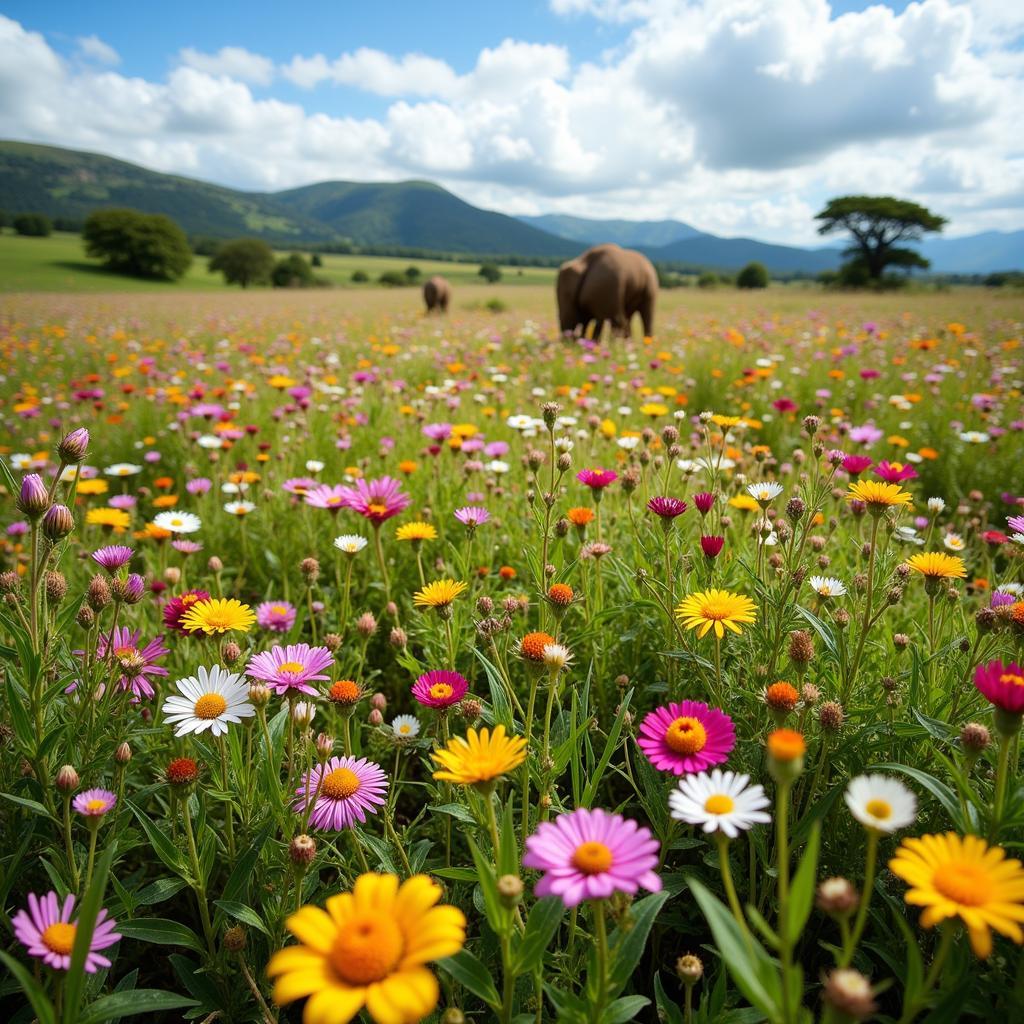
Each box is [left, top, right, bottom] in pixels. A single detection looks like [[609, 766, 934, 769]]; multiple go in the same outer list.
[[556, 243, 657, 339], [423, 275, 450, 313]]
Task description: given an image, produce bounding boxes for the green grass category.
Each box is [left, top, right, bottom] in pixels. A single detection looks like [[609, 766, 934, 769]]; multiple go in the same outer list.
[[0, 231, 556, 293]]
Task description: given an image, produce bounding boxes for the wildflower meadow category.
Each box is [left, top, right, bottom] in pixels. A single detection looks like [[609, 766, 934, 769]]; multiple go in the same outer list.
[[1, 287, 1023, 1023]]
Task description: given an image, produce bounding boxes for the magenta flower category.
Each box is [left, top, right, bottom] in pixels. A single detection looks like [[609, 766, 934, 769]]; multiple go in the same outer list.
[[454, 506, 490, 528], [647, 497, 687, 519], [246, 643, 334, 695], [522, 808, 662, 907], [72, 788, 117, 817], [340, 476, 412, 524], [92, 545, 134, 573], [186, 477, 212, 495], [874, 460, 917, 483], [700, 535, 725, 559], [1007, 514, 1024, 534], [849, 424, 883, 445], [422, 423, 453, 441], [295, 755, 388, 830], [13, 892, 120, 972], [16, 473, 49, 518], [96, 627, 169, 699], [637, 700, 735, 775], [412, 669, 469, 709], [577, 468, 618, 490], [693, 492, 716, 516], [256, 600, 297, 633], [991, 591, 1017, 608], [974, 659, 1024, 715], [304, 484, 349, 512], [841, 455, 873, 476], [162, 589, 211, 633]]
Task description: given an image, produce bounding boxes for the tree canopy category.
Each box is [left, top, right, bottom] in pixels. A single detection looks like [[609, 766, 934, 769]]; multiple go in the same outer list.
[[82, 209, 192, 280], [208, 238, 275, 288], [815, 196, 946, 282]]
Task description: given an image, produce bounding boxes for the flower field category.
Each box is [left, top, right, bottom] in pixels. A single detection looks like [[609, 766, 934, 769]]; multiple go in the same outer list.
[[1, 287, 1023, 1024]]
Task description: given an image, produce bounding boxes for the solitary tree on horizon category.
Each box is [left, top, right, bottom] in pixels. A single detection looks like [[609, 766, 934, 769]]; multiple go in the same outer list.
[[815, 196, 946, 283]]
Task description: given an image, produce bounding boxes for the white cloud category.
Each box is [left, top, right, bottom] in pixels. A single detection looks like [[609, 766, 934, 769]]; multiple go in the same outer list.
[[0, 4, 1021, 244], [76, 34, 119, 66], [178, 46, 274, 86]]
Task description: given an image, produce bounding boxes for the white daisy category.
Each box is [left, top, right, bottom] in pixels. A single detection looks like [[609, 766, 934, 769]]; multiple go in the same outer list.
[[161, 665, 254, 738], [153, 511, 202, 534], [809, 575, 847, 598], [334, 534, 368, 554], [927, 497, 946, 514], [669, 769, 771, 839], [958, 431, 990, 444], [104, 463, 143, 477], [943, 532, 965, 551], [305, 460, 325, 473], [506, 414, 534, 431], [844, 774, 917, 834], [197, 435, 223, 450], [292, 701, 317, 727], [746, 481, 784, 505], [391, 715, 421, 739], [997, 582, 1024, 596], [224, 501, 255, 516], [617, 437, 641, 451], [1012, 534, 1024, 547], [487, 460, 510, 474], [894, 526, 924, 545], [541, 643, 573, 672]]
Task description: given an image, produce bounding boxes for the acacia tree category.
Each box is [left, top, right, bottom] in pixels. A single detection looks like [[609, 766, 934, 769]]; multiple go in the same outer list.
[[815, 196, 946, 282]]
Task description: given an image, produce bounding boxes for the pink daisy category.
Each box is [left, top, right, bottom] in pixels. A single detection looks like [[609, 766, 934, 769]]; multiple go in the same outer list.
[[874, 460, 917, 483], [577, 468, 618, 490], [412, 669, 469, 709], [304, 484, 349, 512], [13, 892, 120, 973], [256, 600, 297, 633], [974, 659, 1024, 715], [72, 788, 117, 817], [95, 626, 169, 699], [282, 477, 318, 496], [245, 643, 334, 695], [522, 807, 662, 908], [295, 755, 389, 830], [637, 700, 735, 775], [339, 475, 412, 524]]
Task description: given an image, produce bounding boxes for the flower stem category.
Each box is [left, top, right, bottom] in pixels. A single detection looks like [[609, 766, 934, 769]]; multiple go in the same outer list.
[[840, 830, 878, 966], [714, 833, 752, 945], [590, 900, 609, 1024]]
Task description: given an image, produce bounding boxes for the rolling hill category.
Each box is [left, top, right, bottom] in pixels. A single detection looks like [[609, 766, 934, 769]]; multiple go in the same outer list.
[[517, 213, 702, 249]]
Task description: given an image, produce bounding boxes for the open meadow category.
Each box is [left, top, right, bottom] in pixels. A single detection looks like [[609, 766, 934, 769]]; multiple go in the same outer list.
[[2, 283, 1024, 1024]]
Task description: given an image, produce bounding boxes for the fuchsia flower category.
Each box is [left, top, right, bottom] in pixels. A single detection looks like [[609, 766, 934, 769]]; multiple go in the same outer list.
[[162, 590, 211, 633], [1007, 515, 1024, 535], [72, 788, 117, 817], [340, 475, 412, 524], [693, 492, 716, 516], [96, 627, 169, 699], [874, 460, 918, 483], [412, 670, 469, 709], [91, 545, 134, 573], [256, 600, 297, 633], [637, 700, 735, 775], [13, 892, 120, 972], [841, 455, 873, 476], [454, 506, 490, 528], [647, 497, 687, 520], [849, 424, 883, 445], [974, 660, 1024, 715], [522, 808, 662, 907], [304, 484, 349, 511], [246, 643, 334, 695], [577, 468, 617, 490], [700, 535, 725, 559], [295, 755, 388, 830]]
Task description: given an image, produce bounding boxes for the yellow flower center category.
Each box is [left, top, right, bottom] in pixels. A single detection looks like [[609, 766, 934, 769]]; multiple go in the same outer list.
[[818, 585, 831, 595], [399, 725, 411, 734], [271, 604, 288, 614], [41, 922, 76, 955], [932, 862, 993, 906], [1000, 673, 1024, 688], [329, 913, 404, 984], [85, 798, 108, 813], [704, 794, 734, 814], [326, 496, 344, 506], [698, 600, 731, 620], [430, 683, 454, 700], [865, 799, 892, 819], [321, 767, 361, 800], [194, 693, 228, 719], [114, 646, 138, 658], [572, 841, 613, 874], [368, 503, 388, 516], [665, 716, 707, 755], [170, 518, 183, 527], [278, 661, 305, 675]]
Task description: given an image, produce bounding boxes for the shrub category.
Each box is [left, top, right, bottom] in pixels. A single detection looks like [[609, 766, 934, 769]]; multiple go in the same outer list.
[[208, 238, 275, 288], [14, 213, 52, 237], [485, 298, 507, 312], [351, 270, 369, 283], [83, 209, 192, 280], [311, 253, 323, 268], [736, 262, 769, 289], [478, 263, 502, 283], [379, 270, 409, 287], [404, 265, 421, 282], [697, 271, 719, 289], [271, 253, 316, 289]]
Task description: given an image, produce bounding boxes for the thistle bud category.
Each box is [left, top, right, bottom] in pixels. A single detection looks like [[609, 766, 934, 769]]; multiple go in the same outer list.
[[389, 626, 407, 649], [248, 682, 271, 707], [223, 926, 246, 952], [816, 876, 859, 917], [0, 570, 20, 593], [823, 969, 876, 1020], [497, 874, 523, 907], [208, 556, 223, 573], [676, 954, 703, 985], [315, 733, 335, 760], [368, 708, 383, 726], [87, 574, 112, 611], [44, 570, 67, 604], [301, 557, 320, 584], [76, 605, 95, 629], [41, 504, 75, 541], [893, 632, 910, 651], [57, 427, 90, 464], [323, 632, 342, 652], [56, 764, 80, 793], [541, 402, 560, 430], [356, 612, 377, 637], [221, 641, 242, 665], [17, 474, 50, 519], [289, 833, 317, 866], [115, 742, 132, 764]]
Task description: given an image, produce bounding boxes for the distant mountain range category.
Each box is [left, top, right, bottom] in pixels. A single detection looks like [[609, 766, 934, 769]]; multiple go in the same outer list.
[[1, 140, 1020, 273]]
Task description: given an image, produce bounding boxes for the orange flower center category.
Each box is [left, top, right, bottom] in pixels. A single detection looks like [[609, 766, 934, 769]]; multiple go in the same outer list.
[[278, 661, 305, 675], [114, 645, 138, 659], [999, 673, 1024, 688], [321, 767, 360, 800], [330, 680, 361, 703], [704, 794, 734, 814], [329, 913, 404, 985], [194, 693, 228, 720], [368, 503, 388, 516], [271, 605, 289, 614], [429, 683, 454, 700], [664, 716, 707, 755], [865, 799, 892, 820], [41, 922, 77, 955], [932, 862, 993, 906], [572, 841, 613, 874], [85, 798, 109, 813], [521, 632, 556, 660], [326, 496, 344, 506]]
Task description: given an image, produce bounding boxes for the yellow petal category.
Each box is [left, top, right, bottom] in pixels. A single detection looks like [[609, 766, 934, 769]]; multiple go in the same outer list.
[[267, 947, 327, 975], [272, 966, 334, 1005], [303, 985, 366, 1024], [285, 907, 337, 954], [967, 922, 992, 959]]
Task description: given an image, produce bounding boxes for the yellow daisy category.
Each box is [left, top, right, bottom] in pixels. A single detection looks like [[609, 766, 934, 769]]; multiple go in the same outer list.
[[395, 522, 438, 543], [85, 507, 131, 531], [889, 833, 1024, 958], [267, 873, 465, 1024], [432, 725, 527, 787], [181, 598, 255, 635], [846, 480, 913, 510], [905, 552, 967, 580], [412, 579, 467, 610], [675, 589, 757, 640], [76, 479, 109, 496]]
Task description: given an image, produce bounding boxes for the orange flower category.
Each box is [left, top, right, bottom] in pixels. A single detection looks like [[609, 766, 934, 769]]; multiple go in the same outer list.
[[499, 566, 516, 580], [765, 682, 800, 712], [153, 476, 174, 490], [767, 729, 806, 762], [329, 680, 362, 706], [567, 507, 595, 527], [520, 632, 556, 661], [152, 495, 179, 509], [547, 583, 574, 606]]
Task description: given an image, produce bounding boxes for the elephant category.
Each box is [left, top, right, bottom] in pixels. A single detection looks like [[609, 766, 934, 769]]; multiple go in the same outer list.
[[423, 275, 450, 313], [556, 243, 657, 339]]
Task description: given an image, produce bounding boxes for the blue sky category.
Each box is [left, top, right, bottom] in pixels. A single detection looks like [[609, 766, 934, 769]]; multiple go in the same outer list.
[[1, 1, 1021, 242]]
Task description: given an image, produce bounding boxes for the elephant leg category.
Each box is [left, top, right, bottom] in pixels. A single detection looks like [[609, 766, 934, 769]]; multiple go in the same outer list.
[[611, 313, 630, 338], [638, 297, 654, 338]]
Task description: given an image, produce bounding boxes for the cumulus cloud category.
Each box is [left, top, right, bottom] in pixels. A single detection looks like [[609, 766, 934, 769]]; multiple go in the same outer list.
[[0, 4, 1022, 243], [76, 34, 119, 66]]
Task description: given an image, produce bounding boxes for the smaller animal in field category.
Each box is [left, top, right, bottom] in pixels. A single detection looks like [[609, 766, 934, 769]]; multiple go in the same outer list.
[[423, 276, 451, 313], [556, 243, 657, 339]]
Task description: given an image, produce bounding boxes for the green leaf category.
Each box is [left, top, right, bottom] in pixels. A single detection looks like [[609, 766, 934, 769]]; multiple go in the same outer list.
[[873, 763, 963, 827], [438, 949, 502, 1011], [467, 835, 510, 937], [64, 842, 116, 1024], [76, 990, 199, 1024], [794, 604, 839, 660], [128, 801, 186, 876], [653, 972, 684, 1024], [498, 797, 518, 876], [782, 822, 820, 945], [0, 949, 56, 1024], [474, 646, 514, 727], [358, 830, 398, 874], [221, 826, 270, 903], [214, 899, 270, 936], [116, 918, 206, 955], [603, 995, 650, 1023], [512, 897, 564, 973], [607, 889, 669, 998], [0, 791, 58, 822], [429, 802, 476, 825], [582, 688, 633, 808], [134, 878, 187, 906]]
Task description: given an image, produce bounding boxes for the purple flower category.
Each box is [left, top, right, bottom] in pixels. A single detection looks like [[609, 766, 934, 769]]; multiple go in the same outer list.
[[849, 425, 883, 445], [577, 468, 618, 490], [57, 428, 90, 464], [13, 892, 120, 973], [637, 700, 735, 775], [692, 492, 716, 516], [92, 545, 134, 574], [96, 627, 169, 699], [295, 756, 388, 830], [108, 494, 137, 510], [256, 601, 297, 633], [246, 643, 334, 695], [454, 506, 490, 529], [72, 788, 117, 817], [412, 669, 469, 709], [647, 497, 687, 520], [16, 473, 49, 518], [186, 478, 212, 495], [1007, 515, 1024, 535]]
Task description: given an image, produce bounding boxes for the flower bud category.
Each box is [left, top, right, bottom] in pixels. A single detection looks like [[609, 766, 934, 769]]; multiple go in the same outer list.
[[389, 627, 407, 649], [459, 697, 482, 722], [816, 876, 859, 918], [300, 557, 320, 584], [56, 764, 80, 793], [315, 733, 334, 760], [45, 570, 68, 604], [115, 742, 132, 764], [41, 504, 75, 541], [208, 556, 223, 573], [819, 700, 844, 732], [322, 633, 342, 652], [368, 708, 383, 726], [442, 1009, 467, 1024], [248, 683, 271, 707], [17, 474, 50, 519], [893, 632, 910, 651], [289, 833, 317, 866], [356, 612, 377, 637], [676, 954, 703, 985], [497, 874, 523, 907], [0, 570, 20, 594], [87, 574, 112, 611], [58, 428, 90, 464], [223, 925, 246, 952], [221, 641, 242, 665], [76, 605, 95, 629], [823, 968, 876, 1021]]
